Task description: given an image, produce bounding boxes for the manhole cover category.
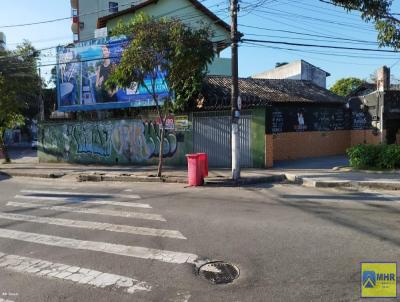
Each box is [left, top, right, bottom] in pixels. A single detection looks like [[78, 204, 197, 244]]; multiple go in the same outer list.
[[198, 261, 239, 284]]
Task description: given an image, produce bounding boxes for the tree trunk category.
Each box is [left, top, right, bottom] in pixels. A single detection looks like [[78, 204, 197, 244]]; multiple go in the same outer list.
[[157, 124, 165, 177], [0, 133, 10, 163]]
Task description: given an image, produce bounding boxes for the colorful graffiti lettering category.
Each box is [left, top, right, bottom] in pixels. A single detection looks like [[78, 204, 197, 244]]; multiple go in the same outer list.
[[111, 120, 177, 162], [39, 119, 179, 164], [73, 123, 113, 157]]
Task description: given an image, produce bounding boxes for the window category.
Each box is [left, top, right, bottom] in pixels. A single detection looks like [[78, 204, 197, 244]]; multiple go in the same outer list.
[[109, 2, 118, 13]]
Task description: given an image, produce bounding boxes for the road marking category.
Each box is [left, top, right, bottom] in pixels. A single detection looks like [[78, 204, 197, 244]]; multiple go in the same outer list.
[[7, 201, 166, 222], [0, 299, 15, 302], [0, 252, 151, 294], [20, 190, 140, 199], [0, 213, 186, 239], [14, 195, 152, 209], [0, 229, 198, 264]]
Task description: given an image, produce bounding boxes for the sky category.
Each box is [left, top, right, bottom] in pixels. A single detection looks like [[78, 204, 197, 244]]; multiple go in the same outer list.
[[1, 0, 400, 87]]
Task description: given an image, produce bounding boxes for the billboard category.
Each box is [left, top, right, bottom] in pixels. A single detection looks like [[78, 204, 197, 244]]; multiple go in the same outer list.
[[57, 36, 170, 112]]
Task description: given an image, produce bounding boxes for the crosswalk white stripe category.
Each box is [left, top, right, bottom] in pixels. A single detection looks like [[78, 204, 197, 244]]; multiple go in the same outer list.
[[0, 229, 198, 264], [0, 298, 15, 302], [14, 195, 152, 209], [0, 252, 151, 294], [20, 190, 140, 199], [6, 201, 166, 222], [0, 213, 186, 239]]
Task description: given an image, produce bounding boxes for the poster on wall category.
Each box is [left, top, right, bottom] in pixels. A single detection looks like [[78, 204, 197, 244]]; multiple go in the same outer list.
[[267, 106, 348, 134], [175, 115, 191, 131], [57, 36, 170, 112]]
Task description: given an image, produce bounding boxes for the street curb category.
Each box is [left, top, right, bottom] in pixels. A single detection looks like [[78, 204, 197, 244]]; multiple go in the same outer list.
[[78, 174, 287, 186], [205, 175, 286, 187], [286, 173, 400, 191], [0, 169, 287, 187], [0, 170, 66, 179]]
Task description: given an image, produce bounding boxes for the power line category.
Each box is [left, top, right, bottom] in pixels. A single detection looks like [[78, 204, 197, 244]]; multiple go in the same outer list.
[[252, 6, 376, 32], [242, 38, 400, 53], [241, 41, 400, 60], [241, 43, 387, 66], [238, 24, 378, 44]]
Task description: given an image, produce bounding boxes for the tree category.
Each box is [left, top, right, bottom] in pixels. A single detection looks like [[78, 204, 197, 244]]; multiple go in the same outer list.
[[328, 1, 400, 48], [330, 77, 366, 96], [107, 14, 215, 177], [0, 42, 41, 163]]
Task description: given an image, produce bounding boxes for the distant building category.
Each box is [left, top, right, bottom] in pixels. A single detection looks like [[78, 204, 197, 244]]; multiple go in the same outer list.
[[0, 32, 6, 50], [70, 0, 143, 42], [252, 60, 331, 89]]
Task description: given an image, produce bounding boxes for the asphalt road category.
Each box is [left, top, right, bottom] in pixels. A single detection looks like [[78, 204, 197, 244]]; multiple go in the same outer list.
[[0, 175, 400, 301]]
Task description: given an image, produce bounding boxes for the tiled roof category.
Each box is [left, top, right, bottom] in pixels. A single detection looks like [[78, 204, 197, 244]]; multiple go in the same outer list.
[[199, 76, 346, 110]]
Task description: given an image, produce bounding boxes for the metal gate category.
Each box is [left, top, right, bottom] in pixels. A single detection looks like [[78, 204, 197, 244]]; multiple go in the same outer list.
[[193, 111, 253, 168]]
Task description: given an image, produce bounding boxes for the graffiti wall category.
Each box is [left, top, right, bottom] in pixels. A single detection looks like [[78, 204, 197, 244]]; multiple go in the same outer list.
[[38, 117, 192, 165]]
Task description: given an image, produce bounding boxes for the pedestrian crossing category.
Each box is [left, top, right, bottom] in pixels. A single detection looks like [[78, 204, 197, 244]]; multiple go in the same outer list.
[[14, 195, 152, 208], [0, 188, 197, 298]]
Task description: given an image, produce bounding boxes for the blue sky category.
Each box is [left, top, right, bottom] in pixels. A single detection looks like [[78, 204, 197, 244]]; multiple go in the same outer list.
[[1, 0, 400, 87]]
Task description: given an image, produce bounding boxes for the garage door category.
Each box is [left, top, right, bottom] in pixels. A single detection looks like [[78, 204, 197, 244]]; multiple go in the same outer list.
[[193, 112, 252, 167]]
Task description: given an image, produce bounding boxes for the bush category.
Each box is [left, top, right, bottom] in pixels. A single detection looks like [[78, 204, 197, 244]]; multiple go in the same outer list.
[[379, 144, 400, 169], [347, 144, 400, 170]]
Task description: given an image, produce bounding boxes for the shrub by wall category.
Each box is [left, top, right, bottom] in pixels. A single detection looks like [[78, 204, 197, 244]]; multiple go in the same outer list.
[[347, 144, 400, 169]]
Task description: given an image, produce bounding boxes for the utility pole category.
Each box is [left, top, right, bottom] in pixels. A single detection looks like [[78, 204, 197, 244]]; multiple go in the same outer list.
[[38, 67, 45, 122], [231, 0, 240, 181]]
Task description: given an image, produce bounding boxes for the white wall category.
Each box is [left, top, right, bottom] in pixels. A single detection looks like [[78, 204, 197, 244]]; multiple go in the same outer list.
[[78, 0, 145, 41]]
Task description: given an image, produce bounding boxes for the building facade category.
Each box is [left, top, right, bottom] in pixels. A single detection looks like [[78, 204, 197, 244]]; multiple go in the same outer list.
[[252, 60, 331, 89], [348, 66, 400, 145], [70, 0, 232, 76], [39, 76, 358, 168], [71, 0, 144, 42]]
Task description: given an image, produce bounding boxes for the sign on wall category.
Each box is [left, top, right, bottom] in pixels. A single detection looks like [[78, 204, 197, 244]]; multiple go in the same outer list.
[[57, 36, 170, 112], [267, 106, 350, 134]]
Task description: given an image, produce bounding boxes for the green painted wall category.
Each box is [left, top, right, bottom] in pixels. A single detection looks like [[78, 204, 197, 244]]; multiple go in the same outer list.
[[38, 115, 193, 166], [106, 0, 230, 43], [251, 108, 266, 168], [105, 0, 231, 76]]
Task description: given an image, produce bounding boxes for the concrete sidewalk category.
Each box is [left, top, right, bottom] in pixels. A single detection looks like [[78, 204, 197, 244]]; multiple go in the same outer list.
[[271, 155, 400, 191], [1, 152, 399, 189], [0, 162, 285, 186]]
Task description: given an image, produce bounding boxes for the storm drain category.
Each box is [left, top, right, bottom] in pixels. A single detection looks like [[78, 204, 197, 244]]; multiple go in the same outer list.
[[198, 261, 240, 284]]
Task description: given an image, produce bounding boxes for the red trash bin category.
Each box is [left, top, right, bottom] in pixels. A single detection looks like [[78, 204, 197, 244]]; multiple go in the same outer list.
[[186, 154, 203, 186], [197, 153, 208, 178]]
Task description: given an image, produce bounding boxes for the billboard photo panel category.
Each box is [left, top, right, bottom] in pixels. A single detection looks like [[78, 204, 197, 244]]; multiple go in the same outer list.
[[57, 36, 170, 112]]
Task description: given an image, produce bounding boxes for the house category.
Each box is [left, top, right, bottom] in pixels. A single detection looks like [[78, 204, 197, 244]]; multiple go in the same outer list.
[[348, 66, 400, 144], [199, 76, 347, 167], [253, 60, 331, 89], [39, 75, 351, 168], [70, 0, 231, 76]]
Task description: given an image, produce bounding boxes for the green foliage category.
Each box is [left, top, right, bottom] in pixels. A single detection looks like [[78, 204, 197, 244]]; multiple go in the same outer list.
[[0, 41, 41, 151], [107, 13, 215, 112], [330, 77, 366, 96], [347, 144, 400, 170], [330, 1, 400, 49]]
